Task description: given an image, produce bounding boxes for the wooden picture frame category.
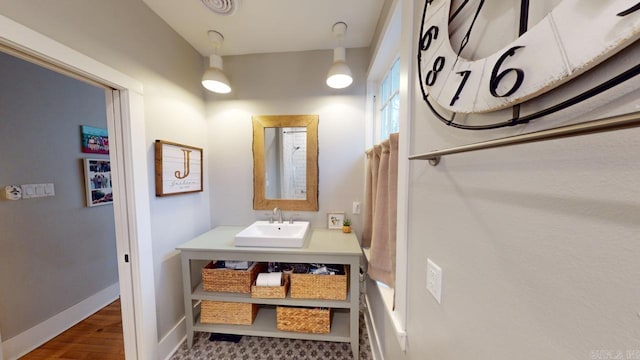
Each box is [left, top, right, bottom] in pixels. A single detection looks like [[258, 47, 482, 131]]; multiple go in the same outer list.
[[154, 140, 203, 196], [83, 158, 113, 207], [252, 115, 319, 211]]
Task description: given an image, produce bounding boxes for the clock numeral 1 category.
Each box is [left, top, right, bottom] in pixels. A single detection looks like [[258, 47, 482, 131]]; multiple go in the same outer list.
[[450, 70, 472, 106], [420, 25, 439, 51], [490, 46, 525, 98], [425, 56, 446, 86]]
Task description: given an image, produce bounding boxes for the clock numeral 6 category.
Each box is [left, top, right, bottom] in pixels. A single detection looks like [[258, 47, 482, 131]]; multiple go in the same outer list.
[[425, 56, 446, 86], [420, 25, 439, 51], [490, 46, 525, 97]]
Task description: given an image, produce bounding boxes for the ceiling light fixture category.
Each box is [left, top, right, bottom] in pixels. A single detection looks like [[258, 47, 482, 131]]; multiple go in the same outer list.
[[202, 30, 232, 94], [326, 22, 353, 89]]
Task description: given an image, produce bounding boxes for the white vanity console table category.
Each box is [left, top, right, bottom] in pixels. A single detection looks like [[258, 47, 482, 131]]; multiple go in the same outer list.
[[177, 226, 362, 358]]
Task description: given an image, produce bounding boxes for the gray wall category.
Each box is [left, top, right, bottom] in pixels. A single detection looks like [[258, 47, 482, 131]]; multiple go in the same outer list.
[[0, 0, 210, 345], [0, 52, 117, 340], [374, 0, 640, 359], [206, 48, 369, 234]]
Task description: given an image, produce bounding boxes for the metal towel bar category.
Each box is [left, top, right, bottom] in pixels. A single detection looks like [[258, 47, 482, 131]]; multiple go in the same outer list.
[[409, 111, 640, 166]]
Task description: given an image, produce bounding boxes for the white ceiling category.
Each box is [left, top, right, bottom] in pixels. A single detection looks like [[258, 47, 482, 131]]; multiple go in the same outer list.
[[142, 0, 386, 56]]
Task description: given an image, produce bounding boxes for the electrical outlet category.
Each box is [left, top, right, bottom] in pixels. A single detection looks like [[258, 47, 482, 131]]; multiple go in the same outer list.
[[426, 258, 442, 304]]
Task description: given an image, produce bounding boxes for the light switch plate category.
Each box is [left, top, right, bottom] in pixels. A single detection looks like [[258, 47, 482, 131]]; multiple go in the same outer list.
[[352, 201, 361, 215], [20, 183, 55, 199], [21, 184, 36, 198], [44, 183, 55, 195], [426, 258, 442, 304]]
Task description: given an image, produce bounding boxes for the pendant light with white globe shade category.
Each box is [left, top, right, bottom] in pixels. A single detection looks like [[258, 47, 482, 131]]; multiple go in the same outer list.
[[202, 30, 232, 94], [326, 22, 353, 89]]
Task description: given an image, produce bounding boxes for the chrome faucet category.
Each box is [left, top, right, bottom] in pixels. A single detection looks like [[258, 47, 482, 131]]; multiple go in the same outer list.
[[273, 207, 283, 224]]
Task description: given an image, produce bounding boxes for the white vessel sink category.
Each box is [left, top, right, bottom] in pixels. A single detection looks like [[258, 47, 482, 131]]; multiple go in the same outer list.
[[234, 221, 310, 248]]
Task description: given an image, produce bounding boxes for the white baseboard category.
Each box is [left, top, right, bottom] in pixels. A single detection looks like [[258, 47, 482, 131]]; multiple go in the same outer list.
[[364, 293, 384, 360], [159, 317, 186, 360], [2, 283, 119, 360]]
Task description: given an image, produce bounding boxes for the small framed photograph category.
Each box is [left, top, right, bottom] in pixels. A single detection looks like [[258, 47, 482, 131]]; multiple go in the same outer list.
[[327, 211, 345, 229], [83, 158, 113, 207], [81, 125, 109, 155]]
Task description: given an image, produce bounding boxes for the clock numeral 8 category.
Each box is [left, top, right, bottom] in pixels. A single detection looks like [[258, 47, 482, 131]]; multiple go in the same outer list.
[[420, 26, 439, 51], [490, 46, 525, 97], [425, 56, 446, 86]]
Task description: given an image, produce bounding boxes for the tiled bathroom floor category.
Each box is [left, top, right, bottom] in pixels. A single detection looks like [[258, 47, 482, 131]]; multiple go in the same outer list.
[[170, 302, 372, 360]]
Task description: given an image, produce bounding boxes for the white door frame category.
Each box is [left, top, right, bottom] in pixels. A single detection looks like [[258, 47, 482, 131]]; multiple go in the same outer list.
[[0, 14, 158, 359]]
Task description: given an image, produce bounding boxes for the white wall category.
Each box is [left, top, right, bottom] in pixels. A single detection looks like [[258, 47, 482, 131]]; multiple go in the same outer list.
[[206, 49, 368, 233], [398, 1, 640, 359], [0, 0, 209, 349]]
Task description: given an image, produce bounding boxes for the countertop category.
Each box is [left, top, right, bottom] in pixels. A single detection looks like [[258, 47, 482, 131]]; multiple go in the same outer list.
[[177, 226, 362, 256]]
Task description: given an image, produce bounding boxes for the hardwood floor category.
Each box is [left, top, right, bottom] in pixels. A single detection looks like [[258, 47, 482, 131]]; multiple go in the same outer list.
[[20, 299, 125, 360]]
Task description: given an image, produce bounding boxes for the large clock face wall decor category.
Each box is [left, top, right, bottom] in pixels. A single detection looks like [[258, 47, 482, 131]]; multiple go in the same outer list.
[[418, 0, 640, 130]]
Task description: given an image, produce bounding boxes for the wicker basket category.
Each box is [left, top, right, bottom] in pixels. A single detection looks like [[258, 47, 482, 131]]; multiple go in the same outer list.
[[200, 300, 258, 325], [276, 306, 331, 334], [202, 261, 265, 293], [290, 265, 348, 300], [251, 273, 290, 299]]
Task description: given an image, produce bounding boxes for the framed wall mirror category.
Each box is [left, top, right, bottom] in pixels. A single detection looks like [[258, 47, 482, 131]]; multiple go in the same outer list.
[[252, 115, 319, 211]]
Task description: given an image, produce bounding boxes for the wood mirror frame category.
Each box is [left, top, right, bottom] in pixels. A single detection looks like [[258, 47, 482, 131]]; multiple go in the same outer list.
[[252, 115, 319, 211]]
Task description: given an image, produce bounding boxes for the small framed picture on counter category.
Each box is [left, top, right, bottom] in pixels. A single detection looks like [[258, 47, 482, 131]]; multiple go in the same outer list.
[[327, 211, 345, 229]]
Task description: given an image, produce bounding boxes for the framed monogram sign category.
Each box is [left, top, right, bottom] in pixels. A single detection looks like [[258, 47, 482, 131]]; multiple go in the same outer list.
[[154, 140, 203, 196]]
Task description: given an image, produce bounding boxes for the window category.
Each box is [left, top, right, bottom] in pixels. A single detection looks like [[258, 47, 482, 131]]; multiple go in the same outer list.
[[377, 58, 400, 142], [364, 0, 408, 351]]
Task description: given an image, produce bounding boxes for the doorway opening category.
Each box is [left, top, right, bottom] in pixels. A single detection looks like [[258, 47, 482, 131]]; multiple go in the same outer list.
[[1, 14, 157, 360], [0, 49, 123, 359]]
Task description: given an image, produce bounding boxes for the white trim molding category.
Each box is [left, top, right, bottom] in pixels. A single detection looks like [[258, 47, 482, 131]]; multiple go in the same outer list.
[[364, 0, 411, 353], [364, 294, 383, 360], [393, 0, 416, 349], [159, 317, 186, 360], [1, 283, 119, 360], [390, 308, 408, 352], [362, 249, 408, 354]]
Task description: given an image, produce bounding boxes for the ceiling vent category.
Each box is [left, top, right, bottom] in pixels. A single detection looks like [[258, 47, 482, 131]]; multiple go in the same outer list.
[[200, 0, 238, 15]]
